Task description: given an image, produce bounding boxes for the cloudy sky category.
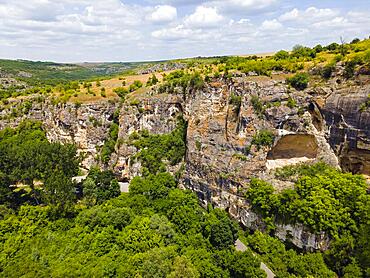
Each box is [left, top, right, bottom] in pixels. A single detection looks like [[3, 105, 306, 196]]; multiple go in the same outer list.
[[0, 0, 369, 62]]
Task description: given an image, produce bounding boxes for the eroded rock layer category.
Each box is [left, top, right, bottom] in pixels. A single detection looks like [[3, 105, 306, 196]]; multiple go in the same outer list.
[[0, 74, 369, 250]]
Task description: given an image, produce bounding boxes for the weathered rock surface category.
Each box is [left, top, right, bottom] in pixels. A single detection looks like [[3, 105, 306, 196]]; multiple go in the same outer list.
[[180, 77, 341, 251], [113, 94, 183, 180], [321, 86, 370, 175], [0, 99, 117, 170], [0, 74, 368, 251]]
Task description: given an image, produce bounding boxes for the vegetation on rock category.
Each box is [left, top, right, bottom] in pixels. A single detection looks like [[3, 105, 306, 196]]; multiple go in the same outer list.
[[246, 163, 370, 277], [287, 72, 309, 90], [129, 117, 187, 176]]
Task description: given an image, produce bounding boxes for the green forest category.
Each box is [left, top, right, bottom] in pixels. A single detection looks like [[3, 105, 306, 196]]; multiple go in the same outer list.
[[0, 38, 369, 278], [0, 121, 369, 277], [0, 121, 265, 277]]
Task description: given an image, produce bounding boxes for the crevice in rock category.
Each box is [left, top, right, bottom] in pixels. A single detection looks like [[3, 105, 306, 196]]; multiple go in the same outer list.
[[308, 102, 324, 131], [267, 134, 318, 160]]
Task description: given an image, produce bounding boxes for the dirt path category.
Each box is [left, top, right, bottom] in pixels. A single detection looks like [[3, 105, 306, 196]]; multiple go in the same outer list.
[[235, 239, 276, 278]]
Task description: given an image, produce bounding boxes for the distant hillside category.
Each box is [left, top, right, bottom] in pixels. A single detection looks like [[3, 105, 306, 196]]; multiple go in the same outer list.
[[0, 59, 147, 86]]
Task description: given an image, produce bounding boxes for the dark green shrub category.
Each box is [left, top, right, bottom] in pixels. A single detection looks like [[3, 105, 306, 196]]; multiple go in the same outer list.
[[129, 80, 143, 92], [229, 94, 242, 114], [321, 63, 335, 79], [114, 87, 129, 100], [251, 130, 275, 150], [287, 73, 309, 90], [251, 95, 265, 118], [343, 60, 357, 78], [313, 44, 323, 53], [274, 50, 290, 60], [326, 42, 339, 51]]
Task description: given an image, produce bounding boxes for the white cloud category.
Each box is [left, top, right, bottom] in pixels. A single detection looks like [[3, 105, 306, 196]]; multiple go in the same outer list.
[[261, 19, 282, 30], [147, 5, 177, 23], [278, 8, 299, 21], [221, 0, 276, 9], [312, 16, 349, 28], [184, 6, 224, 28], [152, 25, 198, 40], [0, 1, 369, 62], [210, 0, 277, 13], [238, 19, 251, 24], [279, 7, 338, 22]]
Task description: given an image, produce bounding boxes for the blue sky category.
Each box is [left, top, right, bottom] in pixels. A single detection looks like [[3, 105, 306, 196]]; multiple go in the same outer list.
[[0, 0, 369, 62]]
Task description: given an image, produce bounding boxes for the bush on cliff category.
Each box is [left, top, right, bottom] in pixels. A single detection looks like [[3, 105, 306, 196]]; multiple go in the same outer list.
[[251, 130, 275, 150], [246, 163, 370, 277], [287, 72, 309, 90], [129, 117, 187, 176]]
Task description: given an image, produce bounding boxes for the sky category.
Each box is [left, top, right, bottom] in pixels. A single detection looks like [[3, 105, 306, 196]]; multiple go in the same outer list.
[[0, 0, 369, 63]]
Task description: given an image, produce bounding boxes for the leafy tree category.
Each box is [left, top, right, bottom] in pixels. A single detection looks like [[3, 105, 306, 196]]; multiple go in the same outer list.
[[42, 171, 76, 214], [158, 71, 204, 95], [209, 218, 237, 249], [287, 72, 309, 90], [146, 74, 159, 86], [0, 120, 79, 208], [313, 44, 323, 53], [168, 256, 200, 278], [129, 172, 176, 200], [274, 50, 290, 60], [83, 168, 120, 205], [82, 177, 98, 206], [113, 87, 129, 100], [291, 45, 316, 58], [229, 251, 265, 278], [356, 223, 370, 275], [251, 130, 275, 150], [247, 231, 335, 278], [247, 163, 370, 238], [129, 80, 143, 92], [326, 42, 339, 51], [246, 178, 279, 218]]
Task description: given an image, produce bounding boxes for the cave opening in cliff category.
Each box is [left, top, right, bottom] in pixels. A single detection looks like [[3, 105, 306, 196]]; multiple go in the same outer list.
[[267, 134, 319, 160]]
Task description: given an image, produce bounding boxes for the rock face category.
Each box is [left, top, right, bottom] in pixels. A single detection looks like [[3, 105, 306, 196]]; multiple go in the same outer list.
[[0, 99, 117, 170], [0, 74, 368, 251], [321, 86, 370, 175], [113, 94, 183, 180], [181, 77, 340, 251]]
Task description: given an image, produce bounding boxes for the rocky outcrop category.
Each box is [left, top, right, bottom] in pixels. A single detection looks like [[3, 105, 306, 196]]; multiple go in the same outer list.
[[0, 98, 117, 170], [180, 77, 341, 251], [0, 74, 368, 251], [321, 86, 370, 175], [138, 62, 186, 75], [113, 94, 183, 180]]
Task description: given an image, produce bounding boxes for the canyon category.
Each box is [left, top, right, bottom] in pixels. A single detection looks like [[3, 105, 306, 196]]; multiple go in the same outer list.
[[1, 71, 369, 251]]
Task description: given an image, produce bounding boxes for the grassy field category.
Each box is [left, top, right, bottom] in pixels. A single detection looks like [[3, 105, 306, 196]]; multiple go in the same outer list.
[[0, 59, 146, 85], [66, 71, 170, 103]]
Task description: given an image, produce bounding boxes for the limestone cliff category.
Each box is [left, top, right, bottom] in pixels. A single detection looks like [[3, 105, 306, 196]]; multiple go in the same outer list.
[[0, 73, 369, 251], [321, 88, 370, 175], [0, 99, 117, 170]]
